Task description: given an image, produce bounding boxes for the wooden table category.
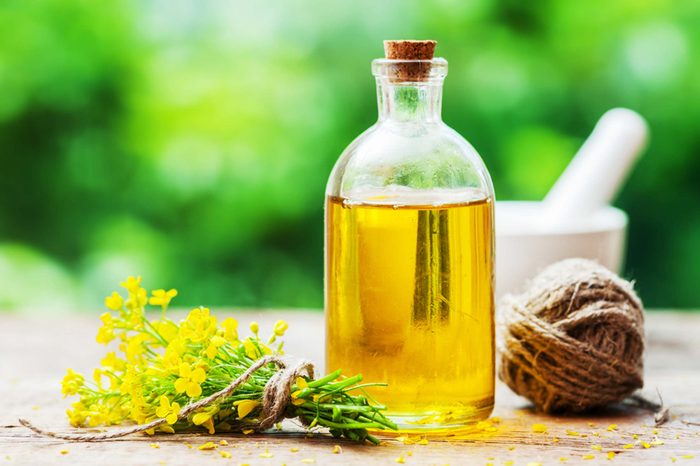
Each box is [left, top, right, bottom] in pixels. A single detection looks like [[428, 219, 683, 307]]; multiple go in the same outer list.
[[1, 311, 699, 465]]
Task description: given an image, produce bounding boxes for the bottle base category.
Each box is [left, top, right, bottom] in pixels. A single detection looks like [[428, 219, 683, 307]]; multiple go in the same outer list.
[[377, 396, 495, 434]]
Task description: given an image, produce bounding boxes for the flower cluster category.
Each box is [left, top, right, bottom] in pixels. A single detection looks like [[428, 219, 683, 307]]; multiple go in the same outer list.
[[62, 277, 395, 443]]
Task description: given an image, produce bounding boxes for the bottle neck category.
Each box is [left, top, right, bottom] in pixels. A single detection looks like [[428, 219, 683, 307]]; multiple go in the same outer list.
[[376, 79, 444, 123]]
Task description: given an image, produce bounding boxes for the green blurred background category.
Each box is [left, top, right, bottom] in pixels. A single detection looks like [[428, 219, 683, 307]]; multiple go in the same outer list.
[[1, 0, 698, 312]]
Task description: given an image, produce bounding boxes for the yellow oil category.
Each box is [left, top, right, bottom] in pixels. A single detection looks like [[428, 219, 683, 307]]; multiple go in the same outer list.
[[325, 191, 494, 431]]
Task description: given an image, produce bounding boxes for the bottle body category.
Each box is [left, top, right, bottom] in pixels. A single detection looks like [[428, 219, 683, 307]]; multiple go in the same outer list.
[[325, 58, 495, 431]]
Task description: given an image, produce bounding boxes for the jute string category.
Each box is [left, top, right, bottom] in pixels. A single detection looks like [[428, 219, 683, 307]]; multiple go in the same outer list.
[[19, 356, 314, 441], [498, 258, 645, 414]]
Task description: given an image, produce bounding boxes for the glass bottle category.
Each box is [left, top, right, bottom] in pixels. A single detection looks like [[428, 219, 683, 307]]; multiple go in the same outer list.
[[325, 43, 495, 432]]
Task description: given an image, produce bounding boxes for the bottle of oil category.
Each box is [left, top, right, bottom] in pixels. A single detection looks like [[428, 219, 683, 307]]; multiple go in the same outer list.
[[325, 40, 495, 432]]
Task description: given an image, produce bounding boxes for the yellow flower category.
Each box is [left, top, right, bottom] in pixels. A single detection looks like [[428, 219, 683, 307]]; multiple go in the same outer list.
[[180, 307, 217, 343], [192, 406, 219, 434], [96, 312, 115, 344], [242, 338, 260, 359], [153, 320, 178, 343], [61, 369, 84, 397], [120, 276, 142, 294], [66, 401, 87, 427], [119, 367, 140, 395], [155, 396, 180, 425], [125, 287, 148, 312], [86, 403, 110, 427], [291, 390, 306, 406], [273, 320, 289, 337], [100, 351, 126, 371], [174, 362, 206, 398], [222, 317, 238, 342], [104, 292, 124, 311], [159, 424, 175, 434], [295, 376, 308, 389], [125, 333, 150, 363], [149, 289, 178, 309], [205, 336, 226, 359], [249, 321, 259, 336], [290, 378, 308, 406], [201, 417, 215, 434], [235, 400, 261, 419]]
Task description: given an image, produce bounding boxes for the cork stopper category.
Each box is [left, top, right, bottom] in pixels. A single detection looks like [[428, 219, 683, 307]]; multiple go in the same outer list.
[[383, 40, 437, 82]]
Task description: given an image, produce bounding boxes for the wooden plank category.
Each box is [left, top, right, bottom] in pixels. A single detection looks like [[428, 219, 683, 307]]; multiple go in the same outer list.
[[1, 311, 699, 465]]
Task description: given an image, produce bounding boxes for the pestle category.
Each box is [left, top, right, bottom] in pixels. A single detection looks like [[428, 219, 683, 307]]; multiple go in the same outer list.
[[542, 108, 649, 227]]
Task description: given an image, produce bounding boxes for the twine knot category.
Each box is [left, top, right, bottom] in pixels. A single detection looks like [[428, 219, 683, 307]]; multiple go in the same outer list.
[[498, 258, 645, 413]]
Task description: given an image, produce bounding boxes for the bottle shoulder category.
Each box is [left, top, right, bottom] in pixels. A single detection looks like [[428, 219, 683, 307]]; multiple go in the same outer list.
[[326, 121, 494, 201]]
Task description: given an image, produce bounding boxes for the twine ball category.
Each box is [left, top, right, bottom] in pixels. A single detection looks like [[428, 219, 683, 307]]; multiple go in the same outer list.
[[498, 258, 645, 413]]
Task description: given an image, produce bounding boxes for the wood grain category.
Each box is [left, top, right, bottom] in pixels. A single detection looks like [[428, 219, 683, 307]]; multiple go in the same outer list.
[[1, 310, 699, 465]]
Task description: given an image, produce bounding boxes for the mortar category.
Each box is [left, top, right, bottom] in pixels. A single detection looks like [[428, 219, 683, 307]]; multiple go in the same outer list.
[[495, 201, 628, 296], [494, 108, 647, 296]]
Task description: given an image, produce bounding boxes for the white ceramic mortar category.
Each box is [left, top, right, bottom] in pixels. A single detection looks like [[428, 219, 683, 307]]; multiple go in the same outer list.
[[495, 201, 628, 297], [494, 108, 647, 297]]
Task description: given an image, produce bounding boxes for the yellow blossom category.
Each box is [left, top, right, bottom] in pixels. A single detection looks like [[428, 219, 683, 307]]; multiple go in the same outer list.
[[295, 377, 308, 389], [219, 451, 232, 459], [96, 312, 115, 344], [153, 320, 178, 343], [66, 401, 87, 427], [149, 289, 178, 309], [125, 287, 148, 312], [243, 338, 260, 359], [104, 292, 124, 310], [222, 318, 238, 342], [198, 442, 217, 451], [270, 320, 289, 341], [201, 417, 215, 434], [192, 405, 219, 434], [249, 321, 259, 335], [174, 362, 206, 397], [155, 396, 180, 425], [100, 351, 126, 371], [160, 424, 175, 434], [180, 307, 217, 343], [61, 369, 84, 397], [291, 389, 306, 406], [235, 399, 261, 419], [205, 336, 226, 359], [125, 333, 150, 363], [120, 276, 142, 293]]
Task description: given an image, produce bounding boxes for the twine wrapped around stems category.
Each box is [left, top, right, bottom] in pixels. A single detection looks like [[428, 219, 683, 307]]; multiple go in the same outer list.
[[20, 356, 313, 441], [498, 258, 645, 413]]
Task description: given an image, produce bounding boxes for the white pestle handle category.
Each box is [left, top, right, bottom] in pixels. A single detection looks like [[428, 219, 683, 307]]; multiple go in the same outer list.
[[542, 108, 648, 225]]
